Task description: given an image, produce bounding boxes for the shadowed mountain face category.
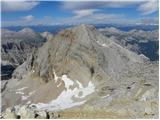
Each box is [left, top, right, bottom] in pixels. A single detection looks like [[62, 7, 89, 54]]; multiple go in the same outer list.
[[1, 28, 46, 80], [1, 25, 158, 118], [99, 27, 159, 61]]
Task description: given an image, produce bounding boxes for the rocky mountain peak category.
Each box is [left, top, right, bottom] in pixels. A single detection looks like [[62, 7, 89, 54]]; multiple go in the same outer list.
[[19, 28, 35, 33], [14, 24, 148, 82], [58, 24, 96, 37], [18, 28, 38, 38], [74, 24, 96, 30]]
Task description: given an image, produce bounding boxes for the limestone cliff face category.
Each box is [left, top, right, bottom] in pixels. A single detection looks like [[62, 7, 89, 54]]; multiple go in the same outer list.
[[2, 25, 158, 118]]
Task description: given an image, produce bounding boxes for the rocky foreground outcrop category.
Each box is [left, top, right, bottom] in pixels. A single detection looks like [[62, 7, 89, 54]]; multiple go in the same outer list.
[[1, 24, 158, 118], [1, 105, 60, 119]]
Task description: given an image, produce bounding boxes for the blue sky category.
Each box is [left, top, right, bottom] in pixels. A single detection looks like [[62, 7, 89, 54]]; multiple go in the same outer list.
[[1, 0, 159, 26]]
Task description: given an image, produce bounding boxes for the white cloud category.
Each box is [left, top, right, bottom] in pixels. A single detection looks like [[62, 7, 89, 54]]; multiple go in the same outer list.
[[69, 8, 128, 24], [2, 16, 57, 27], [61, 10, 129, 25], [62, 1, 158, 15], [89, 13, 125, 21], [73, 9, 98, 19], [22, 15, 34, 22], [2, 1, 39, 12], [62, 1, 141, 10], [139, 17, 159, 25], [138, 0, 158, 15]]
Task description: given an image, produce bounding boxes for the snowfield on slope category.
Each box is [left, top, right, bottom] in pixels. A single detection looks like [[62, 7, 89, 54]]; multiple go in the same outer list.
[[31, 74, 95, 111]]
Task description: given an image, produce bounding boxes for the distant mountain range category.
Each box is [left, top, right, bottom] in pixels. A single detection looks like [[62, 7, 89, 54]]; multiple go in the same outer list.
[[2, 24, 158, 33], [99, 27, 159, 61]]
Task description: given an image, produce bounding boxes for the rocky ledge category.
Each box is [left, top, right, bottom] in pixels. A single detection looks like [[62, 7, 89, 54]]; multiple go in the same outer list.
[[1, 105, 60, 119]]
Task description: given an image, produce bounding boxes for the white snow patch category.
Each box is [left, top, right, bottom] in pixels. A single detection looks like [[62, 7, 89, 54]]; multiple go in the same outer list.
[[97, 40, 100, 43], [28, 91, 35, 96], [57, 82, 62, 87], [101, 94, 110, 98], [53, 70, 59, 83], [31, 74, 95, 111], [22, 95, 29, 100], [96, 40, 113, 47], [21, 91, 35, 101], [17, 87, 28, 91], [16, 87, 28, 95], [96, 41, 106, 47], [26, 101, 31, 104], [102, 43, 106, 47], [16, 91, 24, 95], [61, 75, 74, 89], [76, 80, 83, 88]]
